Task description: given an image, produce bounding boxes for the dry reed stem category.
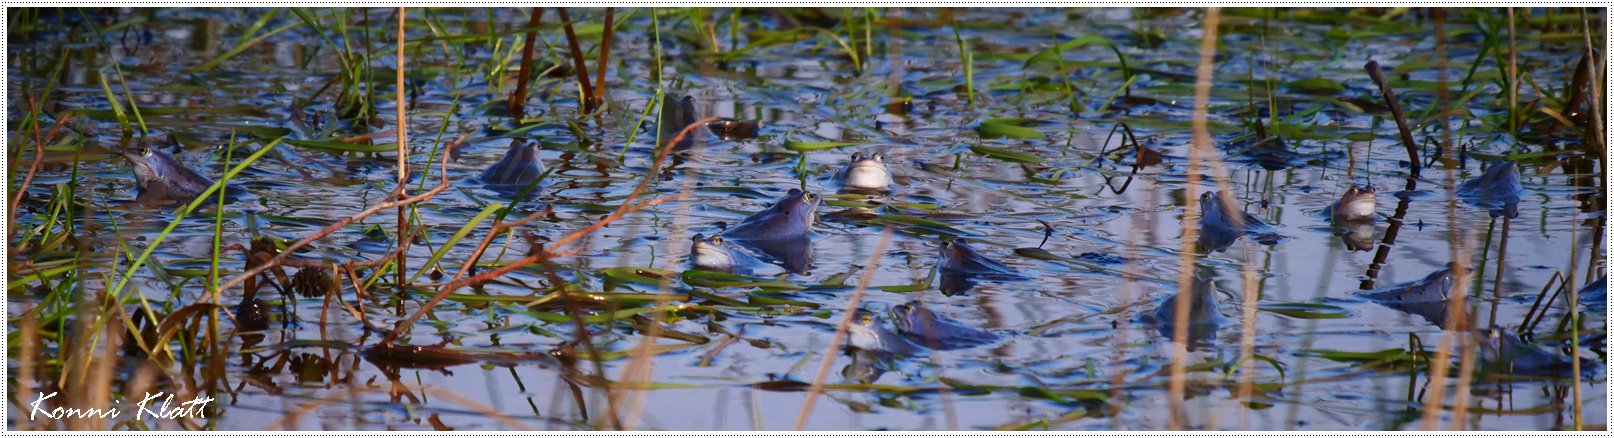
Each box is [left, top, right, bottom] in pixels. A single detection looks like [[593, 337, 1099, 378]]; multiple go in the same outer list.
[[1167, 7, 1220, 430], [617, 137, 706, 429], [792, 225, 894, 430], [383, 117, 719, 346], [509, 8, 545, 118], [395, 8, 413, 291], [1580, 8, 1604, 150], [1420, 10, 1478, 428], [17, 311, 37, 431], [1234, 244, 1260, 429]]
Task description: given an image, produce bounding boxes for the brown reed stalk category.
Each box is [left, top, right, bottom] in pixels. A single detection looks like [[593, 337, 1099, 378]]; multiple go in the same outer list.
[[395, 7, 411, 289], [1420, 9, 1479, 429], [1364, 60, 1422, 176], [509, 8, 544, 118], [793, 225, 895, 430], [1235, 245, 1260, 429], [557, 8, 596, 114], [1167, 7, 1221, 430], [592, 7, 615, 112]]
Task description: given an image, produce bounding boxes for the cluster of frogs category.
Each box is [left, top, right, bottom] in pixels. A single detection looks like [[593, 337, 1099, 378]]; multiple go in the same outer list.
[[119, 95, 1595, 380]]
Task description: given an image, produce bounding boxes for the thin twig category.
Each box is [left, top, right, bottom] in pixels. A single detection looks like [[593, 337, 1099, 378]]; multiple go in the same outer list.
[[382, 117, 720, 346], [215, 152, 453, 295], [9, 100, 74, 238], [793, 225, 894, 430]]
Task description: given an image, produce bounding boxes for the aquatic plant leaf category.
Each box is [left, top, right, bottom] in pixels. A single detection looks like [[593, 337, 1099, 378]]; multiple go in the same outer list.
[[747, 292, 821, 308], [879, 279, 932, 293], [1257, 302, 1352, 319], [1023, 35, 1112, 68], [976, 118, 1047, 140], [598, 267, 681, 286], [867, 214, 967, 235], [286, 139, 398, 153], [784, 139, 872, 152], [1013, 247, 1066, 261], [970, 145, 1045, 163], [409, 202, 503, 283], [681, 270, 806, 290], [1298, 348, 1417, 363], [1286, 77, 1346, 93]]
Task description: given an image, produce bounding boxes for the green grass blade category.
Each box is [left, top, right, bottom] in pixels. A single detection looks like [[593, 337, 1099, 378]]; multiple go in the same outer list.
[[108, 137, 285, 303], [409, 202, 504, 283]]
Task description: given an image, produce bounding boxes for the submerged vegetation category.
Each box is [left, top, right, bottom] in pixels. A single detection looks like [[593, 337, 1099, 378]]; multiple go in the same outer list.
[[5, 7, 1607, 431]]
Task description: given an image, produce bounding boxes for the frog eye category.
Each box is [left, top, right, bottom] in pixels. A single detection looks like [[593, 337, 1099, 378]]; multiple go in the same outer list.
[[858, 312, 874, 325], [850, 152, 863, 161], [139, 146, 152, 156], [873, 153, 884, 163], [712, 236, 723, 246], [940, 240, 953, 249], [803, 192, 816, 203]]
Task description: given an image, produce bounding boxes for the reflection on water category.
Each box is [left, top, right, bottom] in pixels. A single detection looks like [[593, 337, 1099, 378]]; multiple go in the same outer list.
[[5, 7, 1605, 431]]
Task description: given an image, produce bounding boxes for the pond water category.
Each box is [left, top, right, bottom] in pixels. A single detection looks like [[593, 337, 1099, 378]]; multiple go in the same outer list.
[[6, 7, 1607, 431]]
